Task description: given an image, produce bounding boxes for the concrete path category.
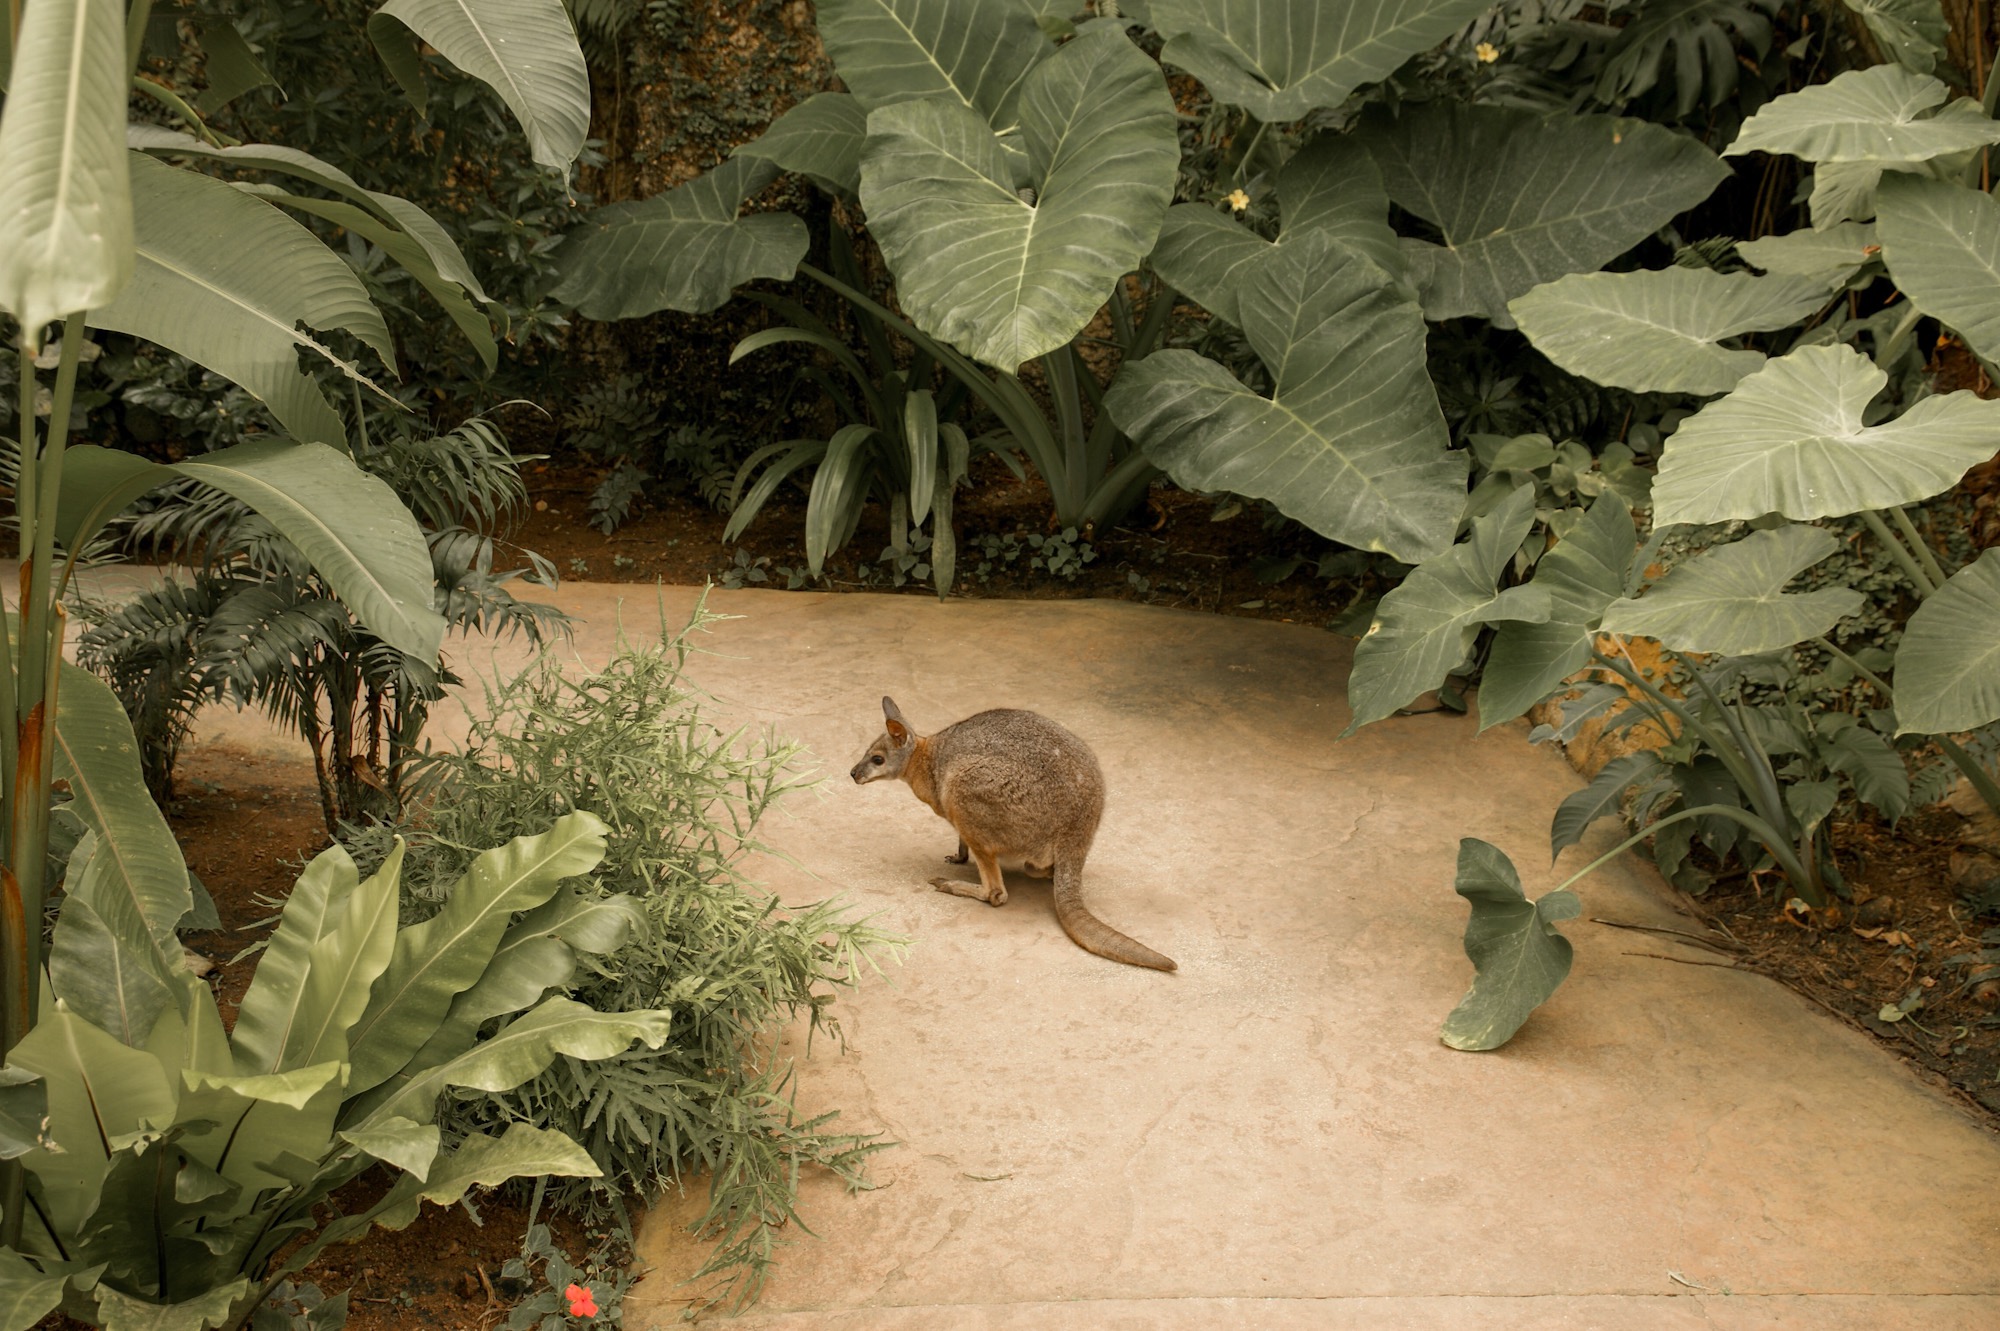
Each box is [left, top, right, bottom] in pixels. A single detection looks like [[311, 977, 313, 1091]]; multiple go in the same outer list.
[[139, 580, 2000, 1328]]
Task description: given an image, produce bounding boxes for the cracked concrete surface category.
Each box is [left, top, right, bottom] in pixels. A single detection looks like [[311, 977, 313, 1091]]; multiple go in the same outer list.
[[155, 582, 2000, 1328]]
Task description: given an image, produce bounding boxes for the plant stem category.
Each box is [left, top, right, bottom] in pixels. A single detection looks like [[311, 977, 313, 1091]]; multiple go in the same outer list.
[[1887, 504, 1951, 588], [131, 74, 237, 147], [1553, 802, 1814, 898], [1859, 509, 1937, 595], [1235, 118, 1269, 183]]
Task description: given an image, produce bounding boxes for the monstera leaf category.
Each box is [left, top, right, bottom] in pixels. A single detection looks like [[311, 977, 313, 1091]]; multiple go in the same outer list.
[[1107, 229, 1467, 565], [1150, 0, 1496, 123], [1599, 524, 1863, 655], [1343, 485, 1549, 733], [1150, 135, 1402, 325], [1359, 103, 1730, 324], [551, 157, 810, 320], [0, 0, 133, 338], [1894, 549, 2000, 737], [1725, 64, 2000, 164], [734, 92, 870, 195], [88, 154, 394, 450], [859, 30, 1177, 369], [1876, 173, 2000, 363], [815, 0, 1050, 122], [1480, 493, 1638, 731], [1592, 0, 1780, 116], [1651, 343, 2000, 525], [1439, 839, 1580, 1052], [1736, 221, 1878, 282], [368, 0, 590, 169], [1510, 268, 1832, 395]]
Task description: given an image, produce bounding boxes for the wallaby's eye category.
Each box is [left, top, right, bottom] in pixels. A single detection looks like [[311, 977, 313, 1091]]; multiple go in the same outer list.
[[871, 754, 885, 766]]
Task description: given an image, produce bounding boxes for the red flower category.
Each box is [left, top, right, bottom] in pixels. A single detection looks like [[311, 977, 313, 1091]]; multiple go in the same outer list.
[[564, 1283, 598, 1319]]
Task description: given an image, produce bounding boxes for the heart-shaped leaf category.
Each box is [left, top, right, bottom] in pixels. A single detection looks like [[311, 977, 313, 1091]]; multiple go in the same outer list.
[[1725, 64, 2000, 164], [1736, 221, 1878, 282], [0, 0, 133, 338], [1599, 524, 1863, 655], [859, 30, 1178, 370], [551, 156, 810, 319], [1893, 547, 2000, 736], [1875, 172, 2000, 363], [1345, 485, 1548, 734], [1359, 103, 1730, 324], [1510, 267, 1832, 395], [1107, 229, 1468, 566], [815, 0, 1049, 122], [1439, 839, 1580, 1052], [1150, 134, 1402, 326], [1651, 343, 2000, 525], [1842, 0, 1949, 73], [734, 92, 869, 195], [368, 0, 590, 169], [1481, 492, 1637, 730], [1150, 0, 1497, 123]]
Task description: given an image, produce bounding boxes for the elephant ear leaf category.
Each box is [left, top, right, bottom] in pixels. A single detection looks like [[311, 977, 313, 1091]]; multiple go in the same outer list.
[[1440, 839, 1580, 1052], [813, 0, 1051, 123], [1893, 547, 2000, 737], [1359, 103, 1728, 325], [1149, 0, 1496, 123], [551, 156, 810, 320], [1109, 229, 1467, 568], [858, 29, 1178, 371], [1599, 524, 1863, 656]]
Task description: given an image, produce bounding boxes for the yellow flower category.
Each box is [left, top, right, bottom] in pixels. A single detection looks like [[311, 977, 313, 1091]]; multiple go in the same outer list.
[[1226, 188, 1250, 212], [1475, 41, 1499, 63]]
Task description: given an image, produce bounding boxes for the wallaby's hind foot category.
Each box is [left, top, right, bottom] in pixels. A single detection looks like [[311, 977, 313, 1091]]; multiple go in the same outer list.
[[930, 875, 1005, 905]]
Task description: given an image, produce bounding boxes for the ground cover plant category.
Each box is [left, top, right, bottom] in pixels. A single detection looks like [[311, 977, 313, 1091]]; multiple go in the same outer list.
[[343, 603, 902, 1311]]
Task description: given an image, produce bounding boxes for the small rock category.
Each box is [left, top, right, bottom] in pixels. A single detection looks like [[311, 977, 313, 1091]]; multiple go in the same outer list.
[[1950, 848, 2000, 891], [182, 949, 216, 978], [1854, 896, 1896, 929], [1944, 778, 2000, 848]]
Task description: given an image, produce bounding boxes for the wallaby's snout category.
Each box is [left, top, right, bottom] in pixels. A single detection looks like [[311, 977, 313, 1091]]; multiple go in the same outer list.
[[850, 696, 915, 785]]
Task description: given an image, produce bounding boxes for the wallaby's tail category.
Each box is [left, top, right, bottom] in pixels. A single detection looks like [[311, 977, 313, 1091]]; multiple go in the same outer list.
[[1053, 863, 1176, 972]]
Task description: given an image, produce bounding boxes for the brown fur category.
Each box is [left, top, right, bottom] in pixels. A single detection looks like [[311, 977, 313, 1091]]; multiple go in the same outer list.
[[851, 698, 1175, 972]]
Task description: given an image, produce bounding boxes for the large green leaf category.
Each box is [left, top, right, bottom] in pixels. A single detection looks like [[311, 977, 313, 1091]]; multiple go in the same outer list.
[[1509, 268, 1831, 395], [550, 156, 809, 320], [1724, 64, 2000, 164], [1344, 485, 1549, 734], [1842, 0, 1949, 73], [1875, 173, 2000, 363], [49, 663, 191, 963], [90, 1278, 250, 1331], [88, 154, 393, 450], [341, 813, 609, 1098], [1736, 221, 1878, 283], [1439, 839, 1580, 1052], [232, 844, 404, 1075], [1650, 344, 2000, 525], [1150, 135, 1401, 326], [1107, 230, 1466, 564], [814, 0, 1049, 122], [338, 1116, 442, 1180], [1359, 103, 1730, 324], [859, 30, 1178, 370], [1894, 548, 2000, 736], [9, 1006, 177, 1237], [126, 124, 490, 304], [176, 1059, 345, 1197], [1481, 493, 1637, 730], [224, 846, 358, 1075], [173, 440, 446, 661], [368, 0, 589, 169], [1599, 524, 1864, 655], [1150, 0, 1496, 123], [370, 1123, 601, 1230], [734, 92, 870, 195], [0, 1250, 74, 1331], [0, 0, 133, 339], [47, 839, 178, 1049], [358, 997, 672, 1128]]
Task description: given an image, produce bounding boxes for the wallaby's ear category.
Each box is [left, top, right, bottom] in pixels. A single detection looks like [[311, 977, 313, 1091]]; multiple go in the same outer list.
[[882, 696, 903, 721], [882, 696, 910, 745]]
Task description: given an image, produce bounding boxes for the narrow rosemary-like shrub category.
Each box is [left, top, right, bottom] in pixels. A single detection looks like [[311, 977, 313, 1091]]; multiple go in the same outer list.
[[348, 600, 901, 1307]]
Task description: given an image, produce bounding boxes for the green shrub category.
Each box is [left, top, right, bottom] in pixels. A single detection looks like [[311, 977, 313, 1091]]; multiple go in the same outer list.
[[347, 598, 902, 1308]]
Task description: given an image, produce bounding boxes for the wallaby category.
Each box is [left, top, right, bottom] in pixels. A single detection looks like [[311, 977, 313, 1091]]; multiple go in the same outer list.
[[850, 696, 1175, 972]]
